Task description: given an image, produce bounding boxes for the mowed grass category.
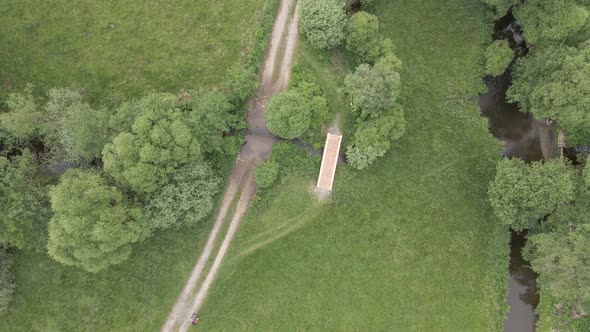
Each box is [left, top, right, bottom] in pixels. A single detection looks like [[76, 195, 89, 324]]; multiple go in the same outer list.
[[0, 0, 266, 104], [198, 0, 510, 330]]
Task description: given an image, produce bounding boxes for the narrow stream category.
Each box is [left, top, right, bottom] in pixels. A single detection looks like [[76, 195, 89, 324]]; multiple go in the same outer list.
[[477, 11, 541, 332]]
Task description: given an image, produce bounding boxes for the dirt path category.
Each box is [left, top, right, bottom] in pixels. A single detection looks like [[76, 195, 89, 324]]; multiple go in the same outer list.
[[161, 1, 299, 330]]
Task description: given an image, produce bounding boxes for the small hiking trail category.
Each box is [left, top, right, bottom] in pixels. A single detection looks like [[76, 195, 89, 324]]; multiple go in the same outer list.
[[161, 1, 299, 330]]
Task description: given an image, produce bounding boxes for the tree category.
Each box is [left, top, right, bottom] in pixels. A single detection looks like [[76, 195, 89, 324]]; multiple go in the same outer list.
[[43, 88, 109, 162], [181, 92, 238, 154], [0, 248, 15, 315], [525, 196, 590, 315], [345, 11, 383, 63], [292, 78, 328, 129], [300, 0, 347, 49], [345, 0, 375, 8], [508, 42, 590, 145], [47, 169, 147, 273], [145, 163, 220, 230], [0, 150, 50, 251], [488, 158, 575, 230], [344, 54, 403, 120], [346, 106, 406, 169], [515, 0, 589, 43], [0, 84, 42, 139], [103, 93, 201, 193], [255, 160, 279, 189], [485, 40, 513, 76], [265, 92, 312, 139], [482, 0, 519, 17]]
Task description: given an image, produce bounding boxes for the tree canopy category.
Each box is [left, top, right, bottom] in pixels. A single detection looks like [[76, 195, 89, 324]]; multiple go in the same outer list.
[[47, 169, 147, 273], [0, 150, 50, 251], [488, 158, 575, 230], [43, 88, 109, 162], [346, 106, 406, 169], [103, 93, 201, 193], [345, 11, 383, 63], [344, 55, 403, 120], [145, 163, 220, 230], [0, 84, 41, 139], [265, 92, 312, 139], [485, 40, 513, 76], [300, 0, 347, 49], [508, 42, 590, 145]]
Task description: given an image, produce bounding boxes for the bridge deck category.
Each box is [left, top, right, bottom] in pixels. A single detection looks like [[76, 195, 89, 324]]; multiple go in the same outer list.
[[317, 133, 342, 191]]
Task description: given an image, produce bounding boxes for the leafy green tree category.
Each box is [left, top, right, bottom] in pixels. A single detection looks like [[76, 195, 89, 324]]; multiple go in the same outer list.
[[181, 92, 238, 154], [103, 93, 201, 193], [225, 65, 258, 105], [300, 0, 347, 49], [292, 78, 328, 129], [483, 0, 519, 17], [346, 107, 406, 169], [345, 11, 383, 63], [508, 43, 590, 145], [48, 169, 147, 273], [255, 160, 279, 189], [145, 163, 220, 230], [0, 150, 50, 251], [525, 195, 590, 315], [485, 40, 513, 76], [515, 0, 589, 43], [0, 248, 15, 315], [43, 88, 109, 162], [345, 0, 374, 8], [344, 55, 403, 120], [488, 158, 575, 230], [0, 84, 42, 139], [265, 92, 312, 139]]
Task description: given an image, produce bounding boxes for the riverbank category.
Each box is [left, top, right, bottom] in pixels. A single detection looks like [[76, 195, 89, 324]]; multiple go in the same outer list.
[[197, 0, 509, 329]]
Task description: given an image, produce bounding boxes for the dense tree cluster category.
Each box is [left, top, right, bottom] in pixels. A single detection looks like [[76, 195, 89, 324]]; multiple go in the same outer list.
[[488, 158, 575, 231], [485, 40, 513, 76]]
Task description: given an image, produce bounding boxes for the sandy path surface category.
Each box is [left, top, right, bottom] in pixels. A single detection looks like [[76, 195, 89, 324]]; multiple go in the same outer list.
[[161, 1, 299, 330]]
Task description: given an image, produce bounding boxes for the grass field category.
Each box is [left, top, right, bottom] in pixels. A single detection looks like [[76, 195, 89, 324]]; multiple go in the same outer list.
[[198, 0, 510, 330], [0, 0, 266, 104]]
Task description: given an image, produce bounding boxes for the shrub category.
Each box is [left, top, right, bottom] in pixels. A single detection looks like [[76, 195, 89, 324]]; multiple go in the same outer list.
[[300, 0, 347, 49], [265, 92, 312, 139], [0, 84, 41, 139], [270, 141, 320, 178], [255, 160, 279, 189], [485, 40, 513, 76], [345, 11, 383, 63]]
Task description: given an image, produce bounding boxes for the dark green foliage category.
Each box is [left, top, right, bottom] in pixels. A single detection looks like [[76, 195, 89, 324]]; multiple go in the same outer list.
[[269, 141, 320, 178], [255, 160, 279, 189], [182, 92, 238, 154], [225, 65, 258, 106], [482, 0, 519, 17], [345, 11, 385, 63], [346, 106, 406, 169], [344, 54, 403, 120], [103, 93, 201, 193], [485, 40, 513, 76], [0, 84, 41, 139], [291, 78, 329, 129], [145, 163, 220, 230], [508, 43, 590, 145], [48, 169, 147, 273], [43, 88, 109, 162], [0, 248, 15, 316], [300, 0, 347, 49], [0, 150, 50, 251], [488, 158, 575, 231], [525, 198, 590, 316], [265, 92, 312, 139], [515, 0, 589, 44]]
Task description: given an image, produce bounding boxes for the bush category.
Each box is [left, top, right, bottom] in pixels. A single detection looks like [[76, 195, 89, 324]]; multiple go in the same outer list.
[[345, 11, 383, 63], [300, 0, 347, 49], [0, 84, 41, 139], [485, 40, 513, 76], [265, 92, 312, 139], [0, 248, 15, 316], [270, 141, 320, 178], [255, 160, 279, 189]]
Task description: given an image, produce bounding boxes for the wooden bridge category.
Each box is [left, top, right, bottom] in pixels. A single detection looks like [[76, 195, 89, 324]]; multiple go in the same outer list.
[[316, 133, 342, 191]]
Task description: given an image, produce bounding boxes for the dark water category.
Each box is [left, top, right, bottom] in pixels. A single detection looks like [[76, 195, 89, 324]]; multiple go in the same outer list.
[[478, 12, 541, 332]]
